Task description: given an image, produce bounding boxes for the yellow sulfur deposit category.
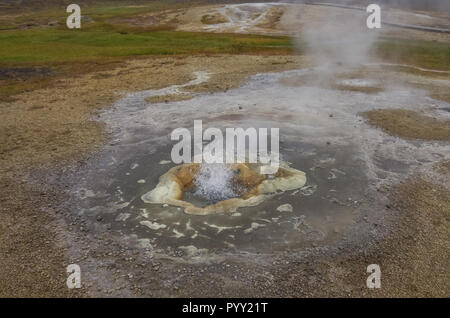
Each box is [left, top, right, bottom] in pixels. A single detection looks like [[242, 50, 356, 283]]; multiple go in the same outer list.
[[141, 162, 306, 215]]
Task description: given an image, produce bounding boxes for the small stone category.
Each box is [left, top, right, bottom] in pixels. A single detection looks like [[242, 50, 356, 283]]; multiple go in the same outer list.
[[276, 204, 293, 213]]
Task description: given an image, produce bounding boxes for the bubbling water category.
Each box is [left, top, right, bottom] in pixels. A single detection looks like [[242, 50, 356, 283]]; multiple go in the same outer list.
[[194, 163, 240, 202]]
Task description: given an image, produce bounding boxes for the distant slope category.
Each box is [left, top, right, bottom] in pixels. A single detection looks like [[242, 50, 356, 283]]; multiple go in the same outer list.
[[1, 0, 270, 9], [300, 0, 450, 11], [2, 0, 449, 14]]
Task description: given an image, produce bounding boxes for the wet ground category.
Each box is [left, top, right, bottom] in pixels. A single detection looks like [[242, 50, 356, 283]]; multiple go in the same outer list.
[[67, 66, 450, 264], [170, 2, 450, 42]]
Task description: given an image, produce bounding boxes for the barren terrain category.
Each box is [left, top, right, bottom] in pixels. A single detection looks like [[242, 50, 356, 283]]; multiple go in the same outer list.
[[0, 1, 449, 297]]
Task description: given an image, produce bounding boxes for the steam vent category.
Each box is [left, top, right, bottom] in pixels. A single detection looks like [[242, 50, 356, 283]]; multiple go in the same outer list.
[[142, 163, 307, 215], [7, 0, 449, 298]]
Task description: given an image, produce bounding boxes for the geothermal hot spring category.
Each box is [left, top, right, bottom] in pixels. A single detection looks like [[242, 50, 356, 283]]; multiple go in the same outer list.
[[68, 65, 450, 261]]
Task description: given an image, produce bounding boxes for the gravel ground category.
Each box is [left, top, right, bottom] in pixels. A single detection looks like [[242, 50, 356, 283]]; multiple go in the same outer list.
[[0, 53, 449, 297], [0, 54, 303, 297]]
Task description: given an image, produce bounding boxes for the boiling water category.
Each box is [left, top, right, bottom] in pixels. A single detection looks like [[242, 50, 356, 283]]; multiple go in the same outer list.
[[193, 164, 240, 203], [68, 67, 450, 259]]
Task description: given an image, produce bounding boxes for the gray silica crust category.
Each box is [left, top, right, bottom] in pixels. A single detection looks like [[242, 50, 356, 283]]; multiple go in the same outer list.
[[69, 68, 450, 259]]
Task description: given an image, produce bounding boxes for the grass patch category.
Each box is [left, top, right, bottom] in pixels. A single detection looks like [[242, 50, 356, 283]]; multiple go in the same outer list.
[[201, 14, 228, 25], [364, 109, 450, 141], [431, 93, 450, 103], [0, 29, 293, 65], [333, 84, 384, 94], [0, 27, 293, 101], [0, 1, 199, 32], [385, 65, 450, 80], [1, 2, 449, 102], [374, 38, 450, 71]]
